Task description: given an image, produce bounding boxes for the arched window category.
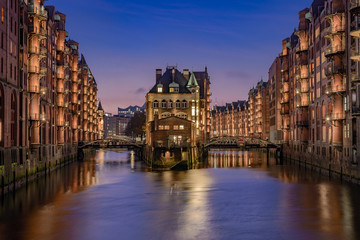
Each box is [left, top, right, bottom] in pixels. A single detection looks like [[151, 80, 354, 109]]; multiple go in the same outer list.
[[161, 112, 171, 119], [182, 100, 187, 109], [0, 84, 3, 147], [11, 91, 17, 146], [161, 100, 167, 109], [153, 100, 159, 109], [176, 100, 181, 109], [168, 100, 173, 109]]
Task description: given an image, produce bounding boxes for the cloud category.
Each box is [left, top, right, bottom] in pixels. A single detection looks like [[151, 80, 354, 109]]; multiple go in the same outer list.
[[135, 87, 146, 94]]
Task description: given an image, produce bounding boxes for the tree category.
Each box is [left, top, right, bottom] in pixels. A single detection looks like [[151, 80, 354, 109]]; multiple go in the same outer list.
[[125, 112, 146, 139]]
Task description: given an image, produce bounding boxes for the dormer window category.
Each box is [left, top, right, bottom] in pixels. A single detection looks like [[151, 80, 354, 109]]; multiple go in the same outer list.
[[157, 83, 163, 93], [169, 82, 179, 93]]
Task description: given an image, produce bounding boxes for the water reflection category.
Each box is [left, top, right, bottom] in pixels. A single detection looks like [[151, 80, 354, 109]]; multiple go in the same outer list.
[[0, 149, 359, 240]]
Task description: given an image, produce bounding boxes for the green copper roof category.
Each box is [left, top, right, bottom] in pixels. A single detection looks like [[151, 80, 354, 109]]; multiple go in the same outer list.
[[169, 82, 179, 88], [305, 12, 312, 22], [186, 72, 199, 88]]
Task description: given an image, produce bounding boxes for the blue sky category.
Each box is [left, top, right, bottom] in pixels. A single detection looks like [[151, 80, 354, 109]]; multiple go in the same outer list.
[[50, 0, 313, 113]]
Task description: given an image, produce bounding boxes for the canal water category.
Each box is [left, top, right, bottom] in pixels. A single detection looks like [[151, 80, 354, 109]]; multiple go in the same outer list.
[[0, 149, 360, 240]]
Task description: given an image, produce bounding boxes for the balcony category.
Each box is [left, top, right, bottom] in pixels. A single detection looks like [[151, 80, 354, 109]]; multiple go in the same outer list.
[[295, 71, 309, 80], [296, 121, 309, 127], [350, 21, 360, 38], [325, 45, 345, 57], [350, 0, 360, 13], [281, 62, 289, 72], [280, 98, 290, 104], [29, 85, 40, 94], [296, 98, 310, 108], [351, 46, 360, 62], [28, 4, 48, 20], [295, 45, 308, 54], [280, 108, 289, 115], [331, 112, 346, 120], [28, 66, 39, 74], [39, 66, 47, 77], [29, 113, 40, 121], [57, 87, 64, 94], [325, 81, 346, 95], [351, 72, 360, 83], [352, 106, 360, 116], [323, 24, 345, 37], [281, 76, 289, 82], [40, 46, 47, 56], [325, 64, 344, 76], [57, 73, 64, 79]]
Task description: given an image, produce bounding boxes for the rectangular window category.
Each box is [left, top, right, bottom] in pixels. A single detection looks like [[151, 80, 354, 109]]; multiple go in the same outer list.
[[173, 125, 179, 130], [159, 125, 164, 130], [179, 125, 184, 130], [1, 8, 3, 23], [164, 125, 170, 130]]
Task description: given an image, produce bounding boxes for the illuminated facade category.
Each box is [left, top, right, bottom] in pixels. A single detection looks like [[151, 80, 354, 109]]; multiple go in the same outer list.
[[146, 67, 210, 148], [278, 0, 359, 169], [0, 0, 101, 188], [210, 80, 269, 141]]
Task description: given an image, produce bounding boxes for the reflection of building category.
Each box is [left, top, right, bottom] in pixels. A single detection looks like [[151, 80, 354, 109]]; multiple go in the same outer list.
[[0, 0, 102, 188], [146, 66, 210, 148], [118, 105, 145, 118], [104, 113, 130, 139]]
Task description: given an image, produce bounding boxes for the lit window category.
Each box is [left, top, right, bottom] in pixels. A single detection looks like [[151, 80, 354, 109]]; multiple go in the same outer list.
[[159, 125, 164, 130], [173, 125, 179, 130], [179, 125, 184, 130], [164, 125, 170, 130]]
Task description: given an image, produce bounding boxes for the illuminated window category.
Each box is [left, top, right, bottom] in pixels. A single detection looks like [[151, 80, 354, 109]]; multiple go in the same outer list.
[[173, 125, 179, 130], [164, 125, 170, 130], [159, 125, 164, 130], [179, 125, 184, 130]]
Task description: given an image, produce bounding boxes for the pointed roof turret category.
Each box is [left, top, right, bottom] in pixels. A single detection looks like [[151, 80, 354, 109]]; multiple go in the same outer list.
[[97, 101, 104, 111], [187, 72, 199, 88]]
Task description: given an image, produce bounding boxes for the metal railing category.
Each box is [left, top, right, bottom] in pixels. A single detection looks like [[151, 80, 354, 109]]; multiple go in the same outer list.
[[323, 24, 345, 36], [325, 45, 345, 56]]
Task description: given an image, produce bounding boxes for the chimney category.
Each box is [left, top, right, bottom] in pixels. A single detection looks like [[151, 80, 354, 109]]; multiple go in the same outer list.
[[183, 69, 190, 80], [156, 69, 162, 83]]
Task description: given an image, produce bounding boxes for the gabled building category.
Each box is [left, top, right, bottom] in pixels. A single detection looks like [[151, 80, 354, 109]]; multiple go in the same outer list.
[[145, 66, 210, 151]]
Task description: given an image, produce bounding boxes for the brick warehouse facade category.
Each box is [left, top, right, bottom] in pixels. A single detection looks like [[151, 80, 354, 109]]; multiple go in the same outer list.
[[0, 0, 102, 188], [211, 0, 360, 179]]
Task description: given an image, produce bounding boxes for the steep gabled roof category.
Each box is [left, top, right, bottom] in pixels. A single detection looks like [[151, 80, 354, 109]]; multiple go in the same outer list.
[[149, 68, 190, 94]]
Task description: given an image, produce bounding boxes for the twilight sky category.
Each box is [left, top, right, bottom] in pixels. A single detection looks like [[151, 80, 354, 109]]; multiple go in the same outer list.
[[50, 0, 313, 114]]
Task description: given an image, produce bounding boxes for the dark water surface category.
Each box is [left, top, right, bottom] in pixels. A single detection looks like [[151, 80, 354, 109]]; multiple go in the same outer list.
[[0, 149, 360, 240]]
